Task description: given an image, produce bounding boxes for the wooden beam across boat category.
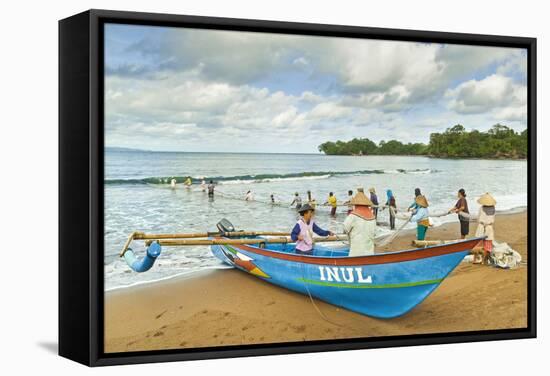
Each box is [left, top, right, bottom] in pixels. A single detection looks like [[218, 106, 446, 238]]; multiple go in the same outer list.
[[413, 239, 465, 247], [145, 234, 349, 247], [133, 230, 291, 240]]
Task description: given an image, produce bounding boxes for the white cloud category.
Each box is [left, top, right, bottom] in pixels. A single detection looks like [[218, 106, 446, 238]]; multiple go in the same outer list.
[[445, 74, 526, 118], [104, 26, 528, 152]]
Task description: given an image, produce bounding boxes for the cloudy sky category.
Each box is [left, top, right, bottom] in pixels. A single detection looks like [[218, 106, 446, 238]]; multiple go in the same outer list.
[[104, 23, 527, 153]]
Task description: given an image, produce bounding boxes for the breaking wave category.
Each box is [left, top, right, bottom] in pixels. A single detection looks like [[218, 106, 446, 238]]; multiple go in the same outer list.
[[105, 168, 438, 186]]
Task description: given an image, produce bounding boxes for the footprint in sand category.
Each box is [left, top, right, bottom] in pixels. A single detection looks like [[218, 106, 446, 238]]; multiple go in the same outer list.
[[153, 331, 164, 337], [155, 310, 167, 319]]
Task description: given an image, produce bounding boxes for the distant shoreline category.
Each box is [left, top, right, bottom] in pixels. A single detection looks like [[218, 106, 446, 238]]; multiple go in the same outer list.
[[106, 148, 527, 161], [324, 153, 527, 161]]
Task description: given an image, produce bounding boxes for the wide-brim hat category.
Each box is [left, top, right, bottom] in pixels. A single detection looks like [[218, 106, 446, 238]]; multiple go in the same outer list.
[[415, 195, 429, 208], [350, 191, 373, 206], [357, 187, 365, 193], [368, 187, 376, 193], [297, 203, 315, 213], [477, 192, 496, 206]]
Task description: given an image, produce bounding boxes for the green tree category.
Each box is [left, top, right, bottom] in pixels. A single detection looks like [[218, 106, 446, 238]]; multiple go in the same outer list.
[[318, 124, 527, 159]]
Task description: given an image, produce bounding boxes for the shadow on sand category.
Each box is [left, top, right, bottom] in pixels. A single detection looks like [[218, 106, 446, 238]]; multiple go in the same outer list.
[[37, 341, 58, 354]]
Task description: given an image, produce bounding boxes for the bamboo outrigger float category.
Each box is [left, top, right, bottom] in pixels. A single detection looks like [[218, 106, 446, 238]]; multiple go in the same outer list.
[[120, 219, 483, 319]]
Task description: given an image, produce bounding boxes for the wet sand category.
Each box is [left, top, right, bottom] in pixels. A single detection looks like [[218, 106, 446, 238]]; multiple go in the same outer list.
[[104, 211, 528, 353]]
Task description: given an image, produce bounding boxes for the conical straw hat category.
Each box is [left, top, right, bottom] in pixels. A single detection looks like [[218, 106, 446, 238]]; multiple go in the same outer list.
[[477, 192, 496, 206], [415, 195, 429, 208], [297, 203, 315, 213], [351, 191, 373, 206]]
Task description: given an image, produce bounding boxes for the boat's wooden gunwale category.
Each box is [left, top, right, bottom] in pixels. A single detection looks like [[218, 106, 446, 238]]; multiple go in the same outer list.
[[223, 237, 484, 266]]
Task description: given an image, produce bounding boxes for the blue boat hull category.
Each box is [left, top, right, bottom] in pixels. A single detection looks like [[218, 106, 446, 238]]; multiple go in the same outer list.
[[211, 238, 482, 318]]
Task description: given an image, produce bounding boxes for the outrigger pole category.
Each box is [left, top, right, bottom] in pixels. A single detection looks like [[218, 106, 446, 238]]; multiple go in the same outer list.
[[120, 230, 294, 257], [120, 230, 348, 273]]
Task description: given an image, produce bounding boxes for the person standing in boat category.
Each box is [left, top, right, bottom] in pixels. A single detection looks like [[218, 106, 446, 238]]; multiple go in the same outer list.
[[245, 190, 254, 201], [448, 188, 470, 239], [343, 191, 377, 256], [410, 195, 430, 240], [207, 180, 215, 198], [290, 192, 302, 210], [344, 190, 354, 215], [324, 192, 338, 216], [385, 189, 397, 230], [291, 204, 333, 255], [369, 188, 379, 219], [408, 188, 422, 211], [475, 193, 497, 265]]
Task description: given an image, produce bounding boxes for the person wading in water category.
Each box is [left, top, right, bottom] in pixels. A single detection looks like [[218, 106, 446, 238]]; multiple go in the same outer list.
[[369, 187, 379, 219], [207, 180, 215, 198], [290, 192, 302, 210], [344, 190, 354, 215], [385, 189, 397, 230], [324, 192, 338, 216]]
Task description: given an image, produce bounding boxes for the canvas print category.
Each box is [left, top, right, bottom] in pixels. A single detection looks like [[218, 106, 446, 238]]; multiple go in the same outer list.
[[103, 23, 528, 353]]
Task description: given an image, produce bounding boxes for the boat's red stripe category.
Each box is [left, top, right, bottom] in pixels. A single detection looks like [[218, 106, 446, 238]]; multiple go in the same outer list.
[[227, 238, 481, 266]]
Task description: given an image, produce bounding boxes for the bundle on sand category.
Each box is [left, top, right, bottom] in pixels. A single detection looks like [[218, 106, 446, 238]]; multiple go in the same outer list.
[[463, 241, 522, 269]]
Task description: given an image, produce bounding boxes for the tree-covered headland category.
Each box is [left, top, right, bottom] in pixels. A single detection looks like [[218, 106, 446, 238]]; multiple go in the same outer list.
[[318, 124, 527, 159]]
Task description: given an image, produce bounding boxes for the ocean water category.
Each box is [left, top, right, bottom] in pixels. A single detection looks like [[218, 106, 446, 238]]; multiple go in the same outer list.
[[104, 151, 527, 290]]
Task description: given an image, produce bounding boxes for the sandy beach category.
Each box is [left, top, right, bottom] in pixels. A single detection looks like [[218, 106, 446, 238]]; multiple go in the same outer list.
[[104, 211, 528, 353]]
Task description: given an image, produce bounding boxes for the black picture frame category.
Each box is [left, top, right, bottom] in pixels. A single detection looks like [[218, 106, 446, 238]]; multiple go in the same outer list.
[[59, 9, 537, 367]]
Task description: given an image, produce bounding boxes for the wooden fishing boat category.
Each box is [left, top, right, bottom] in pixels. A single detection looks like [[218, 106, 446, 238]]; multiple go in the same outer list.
[[121, 220, 483, 319], [209, 237, 482, 319]]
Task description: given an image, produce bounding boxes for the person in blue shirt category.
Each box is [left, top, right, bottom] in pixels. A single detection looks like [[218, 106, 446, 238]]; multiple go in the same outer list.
[[410, 195, 430, 240], [385, 189, 397, 230], [290, 204, 333, 255]]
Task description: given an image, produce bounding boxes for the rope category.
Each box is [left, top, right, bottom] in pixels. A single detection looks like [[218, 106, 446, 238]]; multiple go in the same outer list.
[[216, 189, 288, 208], [299, 261, 349, 329], [455, 211, 479, 221], [377, 216, 412, 247]]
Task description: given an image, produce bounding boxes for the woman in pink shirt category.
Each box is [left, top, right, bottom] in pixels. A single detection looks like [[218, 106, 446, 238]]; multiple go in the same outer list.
[[290, 204, 333, 255]]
